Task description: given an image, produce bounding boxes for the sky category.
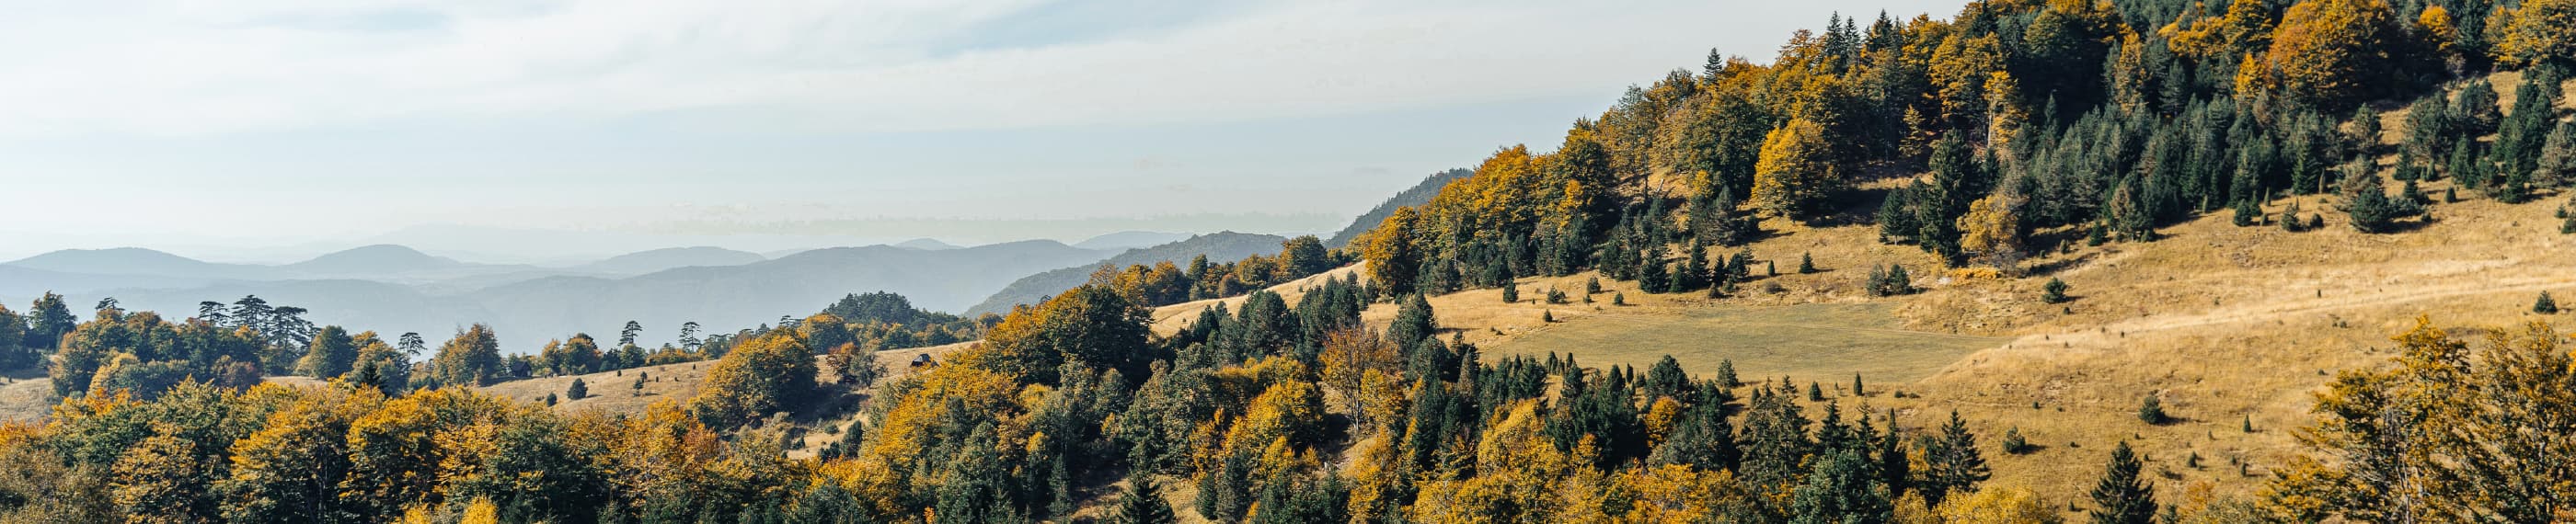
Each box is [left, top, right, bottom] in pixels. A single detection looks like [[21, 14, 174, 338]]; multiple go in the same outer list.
[[0, 0, 1967, 263]]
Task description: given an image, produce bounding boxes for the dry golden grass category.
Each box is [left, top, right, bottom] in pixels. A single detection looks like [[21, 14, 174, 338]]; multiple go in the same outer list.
[[1133, 122, 2576, 514]]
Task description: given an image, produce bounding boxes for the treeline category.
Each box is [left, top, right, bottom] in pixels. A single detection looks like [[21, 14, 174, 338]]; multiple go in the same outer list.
[[0, 284, 2568, 521], [1079, 234, 1351, 308], [1362, 0, 2576, 296]]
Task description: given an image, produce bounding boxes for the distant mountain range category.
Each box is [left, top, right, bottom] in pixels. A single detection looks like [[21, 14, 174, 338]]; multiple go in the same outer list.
[[966, 232, 1289, 315], [0, 241, 1110, 351], [0, 200, 1406, 352]]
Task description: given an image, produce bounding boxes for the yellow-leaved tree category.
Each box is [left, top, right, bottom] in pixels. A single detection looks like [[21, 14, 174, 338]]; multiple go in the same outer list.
[[2259, 0, 2408, 109], [1752, 118, 1845, 221], [685, 331, 816, 427], [2496, 0, 2576, 68]]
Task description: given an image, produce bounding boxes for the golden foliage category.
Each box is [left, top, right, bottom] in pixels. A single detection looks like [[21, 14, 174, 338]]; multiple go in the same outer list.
[[1935, 485, 2063, 523], [2258, 0, 2405, 108], [1752, 119, 1842, 220], [2496, 0, 2576, 68]]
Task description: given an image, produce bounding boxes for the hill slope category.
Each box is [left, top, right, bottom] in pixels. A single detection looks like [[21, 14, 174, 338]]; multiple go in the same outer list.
[[571, 246, 765, 276], [6, 247, 276, 279], [967, 232, 1287, 315], [1323, 168, 1469, 248], [283, 245, 470, 276]]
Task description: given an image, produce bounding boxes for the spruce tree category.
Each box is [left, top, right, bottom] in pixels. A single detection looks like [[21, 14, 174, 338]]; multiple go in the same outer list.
[[1788, 450, 1894, 524], [2536, 291, 2560, 314], [1799, 252, 1817, 273], [1716, 359, 1741, 389], [1916, 410, 1991, 506], [2138, 393, 2169, 425], [1808, 382, 1825, 402], [2042, 278, 2070, 303], [1851, 373, 1865, 397], [1108, 474, 1179, 524], [1501, 280, 1520, 303], [2088, 442, 2157, 524]]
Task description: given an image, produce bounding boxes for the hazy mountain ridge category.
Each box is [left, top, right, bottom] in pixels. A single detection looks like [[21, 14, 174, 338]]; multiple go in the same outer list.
[[1, 240, 1108, 351]]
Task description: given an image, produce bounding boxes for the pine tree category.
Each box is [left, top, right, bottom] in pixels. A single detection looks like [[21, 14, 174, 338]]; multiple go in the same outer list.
[[1916, 411, 1991, 506], [1788, 450, 1894, 524], [1108, 474, 1179, 524], [2138, 393, 2169, 425], [1851, 373, 1865, 397], [1542, 310, 1555, 323], [2042, 278, 2070, 303], [1501, 280, 1520, 303], [2536, 291, 2560, 314], [1717, 359, 1741, 389], [1799, 252, 1817, 273], [1808, 382, 1825, 402], [2088, 442, 2157, 524]]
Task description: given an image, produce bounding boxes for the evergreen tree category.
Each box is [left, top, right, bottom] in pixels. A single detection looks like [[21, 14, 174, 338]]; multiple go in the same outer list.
[[1107, 474, 1179, 524], [1389, 294, 1437, 351], [1916, 411, 1991, 506], [2138, 393, 2169, 425], [1799, 252, 1816, 273], [1501, 280, 1520, 303], [568, 378, 589, 400], [2043, 278, 2070, 303], [1788, 450, 1894, 524], [2536, 291, 2560, 314], [1716, 359, 1741, 389], [2088, 441, 2157, 524]]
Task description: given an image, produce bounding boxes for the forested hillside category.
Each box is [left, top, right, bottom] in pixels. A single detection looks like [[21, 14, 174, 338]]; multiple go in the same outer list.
[[0, 0, 2569, 523], [1323, 168, 1473, 248]]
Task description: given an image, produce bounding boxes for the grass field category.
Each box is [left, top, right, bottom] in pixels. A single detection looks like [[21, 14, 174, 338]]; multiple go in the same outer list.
[[1490, 302, 2007, 384]]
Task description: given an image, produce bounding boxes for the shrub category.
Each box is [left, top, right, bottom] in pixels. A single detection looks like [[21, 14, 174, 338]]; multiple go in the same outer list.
[[2002, 427, 2034, 454], [567, 378, 589, 400]]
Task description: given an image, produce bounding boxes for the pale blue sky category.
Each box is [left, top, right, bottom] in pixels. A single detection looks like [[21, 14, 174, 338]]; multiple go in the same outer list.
[[0, 0, 1965, 261]]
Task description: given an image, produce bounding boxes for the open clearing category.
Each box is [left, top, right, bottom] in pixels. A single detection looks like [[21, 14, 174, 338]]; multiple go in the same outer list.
[[1490, 302, 2005, 384]]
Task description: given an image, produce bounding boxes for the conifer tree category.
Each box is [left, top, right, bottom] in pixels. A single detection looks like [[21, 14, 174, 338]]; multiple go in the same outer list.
[[2088, 442, 2157, 524], [568, 378, 589, 400], [1788, 450, 1894, 524], [2536, 291, 2559, 314], [2043, 278, 2070, 303], [1108, 473, 1179, 524], [1501, 280, 1520, 303], [2002, 427, 2033, 454], [2138, 393, 2169, 425], [1916, 411, 1991, 506]]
